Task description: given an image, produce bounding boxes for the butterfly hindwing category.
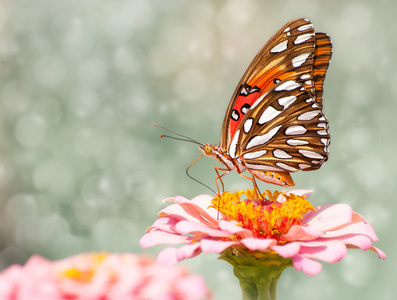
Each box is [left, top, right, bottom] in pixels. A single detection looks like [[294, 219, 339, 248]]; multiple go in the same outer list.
[[229, 79, 330, 173]]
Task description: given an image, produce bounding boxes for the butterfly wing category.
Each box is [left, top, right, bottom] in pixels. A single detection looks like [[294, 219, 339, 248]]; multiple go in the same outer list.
[[228, 80, 330, 176], [312, 33, 332, 107], [220, 18, 332, 150]]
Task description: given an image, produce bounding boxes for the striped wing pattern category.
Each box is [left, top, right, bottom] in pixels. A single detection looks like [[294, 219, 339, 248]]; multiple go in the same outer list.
[[221, 18, 322, 149], [220, 18, 332, 185], [230, 80, 330, 173], [312, 33, 332, 107]]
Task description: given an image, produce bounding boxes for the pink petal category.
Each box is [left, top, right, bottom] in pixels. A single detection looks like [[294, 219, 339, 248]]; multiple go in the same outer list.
[[331, 234, 373, 250], [0, 266, 22, 298], [156, 247, 178, 266], [157, 245, 201, 267], [323, 222, 378, 241], [173, 196, 219, 228], [190, 194, 216, 209], [140, 230, 191, 248], [150, 216, 179, 233], [218, 220, 253, 238], [200, 239, 240, 254], [292, 255, 323, 276], [304, 203, 353, 231], [175, 220, 231, 237], [240, 238, 277, 251], [175, 244, 202, 262], [271, 242, 301, 258], [369, 246, 386, 259], [177, 275, 211, 300], [160, 202, 195, 221], [282, 225, 323, 241], [298, 240, 347, 263]]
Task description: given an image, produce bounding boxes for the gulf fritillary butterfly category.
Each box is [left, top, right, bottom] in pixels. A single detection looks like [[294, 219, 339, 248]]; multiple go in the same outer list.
[[198, 18, 332, 190]]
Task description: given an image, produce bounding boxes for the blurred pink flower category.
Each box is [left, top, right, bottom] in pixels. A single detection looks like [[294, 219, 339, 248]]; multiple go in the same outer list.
[[140, 189, 386, 276], [0, 252, 211, 300]]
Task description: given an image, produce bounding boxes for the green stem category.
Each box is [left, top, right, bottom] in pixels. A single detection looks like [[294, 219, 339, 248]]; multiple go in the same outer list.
[[219, 247, 292, 300]]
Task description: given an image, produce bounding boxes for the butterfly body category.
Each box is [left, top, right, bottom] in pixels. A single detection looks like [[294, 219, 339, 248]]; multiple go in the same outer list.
[[200, 143, 295, 187], [200, 18, 332, 188]]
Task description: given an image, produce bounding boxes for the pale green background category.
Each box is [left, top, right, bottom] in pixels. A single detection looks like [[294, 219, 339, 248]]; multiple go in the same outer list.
[[0, 0, 394, 299]]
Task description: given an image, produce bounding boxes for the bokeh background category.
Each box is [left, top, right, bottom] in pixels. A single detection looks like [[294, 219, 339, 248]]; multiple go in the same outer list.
[[0, 0, 395, 299]]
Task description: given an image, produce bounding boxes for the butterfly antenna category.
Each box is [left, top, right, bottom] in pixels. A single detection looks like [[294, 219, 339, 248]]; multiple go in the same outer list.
[[158, 134, 202, 145], [152, 123, 203, 145], [186, 155, 217, 195]]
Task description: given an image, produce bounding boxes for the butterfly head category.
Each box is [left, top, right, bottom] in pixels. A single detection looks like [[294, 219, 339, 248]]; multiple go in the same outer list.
[[199, 144, 214, 157]]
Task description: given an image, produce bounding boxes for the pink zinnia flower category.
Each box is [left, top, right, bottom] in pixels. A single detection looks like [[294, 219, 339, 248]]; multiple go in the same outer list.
[[0, 252, 211, 300], [140, 189, 385, 276]]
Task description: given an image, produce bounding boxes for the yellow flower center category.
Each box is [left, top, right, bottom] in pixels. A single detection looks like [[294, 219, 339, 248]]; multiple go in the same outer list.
[[211, 189, 315, 242], [61, 252, 109, 282]]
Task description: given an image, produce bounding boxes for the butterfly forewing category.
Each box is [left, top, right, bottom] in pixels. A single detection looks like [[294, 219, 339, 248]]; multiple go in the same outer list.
[[232, 79, 330, 173], [220, 18, 320, 149]]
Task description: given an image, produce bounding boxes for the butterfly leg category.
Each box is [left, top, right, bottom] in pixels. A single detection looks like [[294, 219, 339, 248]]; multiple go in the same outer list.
[[214, 166, 230, 195], [238, 172, 263, 198]]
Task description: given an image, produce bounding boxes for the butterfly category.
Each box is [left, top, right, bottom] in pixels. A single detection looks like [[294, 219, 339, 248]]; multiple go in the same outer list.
[[198, 18, 332, 191]]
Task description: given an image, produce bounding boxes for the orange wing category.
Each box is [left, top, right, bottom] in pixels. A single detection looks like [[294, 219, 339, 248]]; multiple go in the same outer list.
[[220, 19, 332, 150]]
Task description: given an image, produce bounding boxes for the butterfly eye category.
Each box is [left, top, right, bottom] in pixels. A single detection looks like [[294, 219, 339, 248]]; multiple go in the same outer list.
[[203, 145, 212, 155]]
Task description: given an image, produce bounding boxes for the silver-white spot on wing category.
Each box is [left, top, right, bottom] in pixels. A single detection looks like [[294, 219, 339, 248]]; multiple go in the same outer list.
[[278, 95, 296, 108], [298, 150, 324, 159], [297, 110, 320, 121], [244, 118, 253, 133], [246, 125, 282, 150], [292, 53, 311, 67], [259, 106, 281, 124], [229, 129, 240, 158], [241, 106, 250, 114], [231, 110, 239, 121], [305, 98, 314, 103], [317, 129, 328, 135], [319, 116, 326, 121], [273, 149, 293, 159], [239, 87, 249, 96], [276, 162, 297, 172], [321, 138, 329, 145], [275, 80, 301, 91], [270, 40, 288, 53], [321, 138, 330, 153], [298, 24, 314, 31], [284, 27, 290, 32], [304, 80, 313, 85], [294, 33, 313, 44], [285, 125, 307, 135], [243, 150, 267, 160], [317, 123, 327, 129], [301, 74, 311, 80], [312, 103, 320, 109], [298, 163, 311, 169], [287, 139, 309, 146]]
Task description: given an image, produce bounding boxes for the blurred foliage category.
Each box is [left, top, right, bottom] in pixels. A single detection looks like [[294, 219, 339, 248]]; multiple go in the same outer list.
[[0, 0, 395, 299]]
